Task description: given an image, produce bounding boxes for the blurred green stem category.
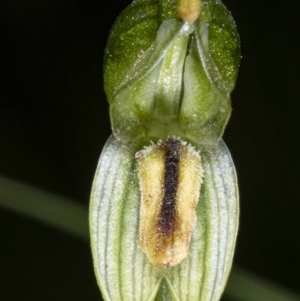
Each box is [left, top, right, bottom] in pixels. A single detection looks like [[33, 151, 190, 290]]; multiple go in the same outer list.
[[0, 175, 298, 301], [226, 268, 299, 301], [0, 175, 88, 239]]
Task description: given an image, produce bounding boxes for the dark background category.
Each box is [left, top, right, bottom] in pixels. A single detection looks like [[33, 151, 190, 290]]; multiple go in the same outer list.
[[1, 0, 299, 300]]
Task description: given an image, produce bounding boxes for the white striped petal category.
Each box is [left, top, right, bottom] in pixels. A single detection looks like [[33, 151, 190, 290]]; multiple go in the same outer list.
[[89, 135, 239, 301]]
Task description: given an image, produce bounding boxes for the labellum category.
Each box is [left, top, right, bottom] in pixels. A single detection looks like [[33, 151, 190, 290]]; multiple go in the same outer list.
[[90, 0, 240, 300], [136, 137, 203, 268]]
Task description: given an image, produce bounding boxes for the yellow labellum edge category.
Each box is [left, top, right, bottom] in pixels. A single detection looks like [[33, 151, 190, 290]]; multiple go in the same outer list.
[[89, 135, 239, 301]]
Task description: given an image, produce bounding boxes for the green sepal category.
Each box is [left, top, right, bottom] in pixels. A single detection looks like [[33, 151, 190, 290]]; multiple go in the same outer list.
[[89, 135, 239, 301], [104, 0, 240, 145]]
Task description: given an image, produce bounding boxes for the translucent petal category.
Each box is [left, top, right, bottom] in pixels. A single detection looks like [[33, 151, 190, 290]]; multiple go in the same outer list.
[[89, 135, 239, 301]]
